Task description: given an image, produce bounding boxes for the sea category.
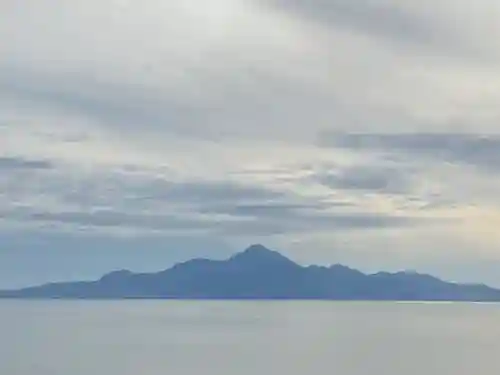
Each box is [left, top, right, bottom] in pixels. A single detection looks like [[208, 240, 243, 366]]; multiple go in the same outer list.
[[1, 300, 499, 375]]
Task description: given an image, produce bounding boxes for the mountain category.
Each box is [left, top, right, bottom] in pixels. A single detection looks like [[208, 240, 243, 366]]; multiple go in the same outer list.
[[2, 244, 500, 301]]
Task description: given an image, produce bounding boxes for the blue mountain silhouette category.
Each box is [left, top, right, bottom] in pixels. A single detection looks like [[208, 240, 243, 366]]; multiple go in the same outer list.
[[2, 244, 499, 301]]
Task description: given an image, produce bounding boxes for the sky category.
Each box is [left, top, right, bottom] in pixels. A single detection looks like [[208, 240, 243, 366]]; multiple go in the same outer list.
[[1, 0, 500, 288]]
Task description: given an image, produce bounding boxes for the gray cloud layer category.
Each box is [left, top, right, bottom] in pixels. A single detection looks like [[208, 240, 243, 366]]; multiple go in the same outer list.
[[314, 164, 412, 194], [268, 0, 500, 62], [0, 157, 52, 171], [0, 164, 428, 238], [321, 133, 500, 172], [269, 0, 437, 45]]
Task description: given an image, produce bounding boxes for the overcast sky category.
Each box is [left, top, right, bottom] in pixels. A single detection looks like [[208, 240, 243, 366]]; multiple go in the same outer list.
[[1, 0, 500, 288]]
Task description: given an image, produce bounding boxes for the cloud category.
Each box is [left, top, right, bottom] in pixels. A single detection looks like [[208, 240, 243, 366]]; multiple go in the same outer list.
[[0, 161, 428, 239], [266, 0, 500, 67], [2, 0, 499, 144], [313, 164, 412, 194], [206, 201, 351, 218], [136, 179, 283, 204], [320, 133, 500, 172], [0, 0, 339, 141], [0, 156, 53, 171], [267, 0, 441, 48]]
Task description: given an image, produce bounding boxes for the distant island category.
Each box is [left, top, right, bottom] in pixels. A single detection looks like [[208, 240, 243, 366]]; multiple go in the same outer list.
[[2, 244, 500, 301]]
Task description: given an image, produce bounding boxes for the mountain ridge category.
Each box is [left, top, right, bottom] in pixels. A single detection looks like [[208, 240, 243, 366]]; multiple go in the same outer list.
[[2, 244, 499, 301]]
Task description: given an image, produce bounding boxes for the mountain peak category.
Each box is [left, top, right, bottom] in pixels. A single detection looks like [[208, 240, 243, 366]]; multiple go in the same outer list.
[[229, 244, 299, 268], [245, 243, 274, 254]]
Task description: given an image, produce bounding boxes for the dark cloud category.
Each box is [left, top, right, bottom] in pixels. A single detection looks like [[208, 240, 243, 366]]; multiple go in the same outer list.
[[236, 162, 416, 198], [297, 212, 423, 230], [200, 202, 317, 218], [314, 164, 412, 194], [214, 210, 428, 237], [0, 156, 52, 170], [2, 194, 426, 237], [265, 0, 494, 62], [1, 207, 218, 232], [30, 211, 207, 231], [0, 64, 344, 142], [1, 69, 196, 137], [320, 133, 500, 172], [50, 172, 289, 213], [205, 201, 352, 217], [268, 0, 436, 46], [5, 204, 412, 235], [0, 151, 447, 239], [139, 180, 284, 204], [104, 174, 420, 232]]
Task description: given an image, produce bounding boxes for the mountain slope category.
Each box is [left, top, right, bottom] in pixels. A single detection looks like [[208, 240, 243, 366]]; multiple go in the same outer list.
[[2, 244, 500, 301]]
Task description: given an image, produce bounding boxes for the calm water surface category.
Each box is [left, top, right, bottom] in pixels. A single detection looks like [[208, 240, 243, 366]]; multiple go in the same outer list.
[[2, 301, 500, 374]]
